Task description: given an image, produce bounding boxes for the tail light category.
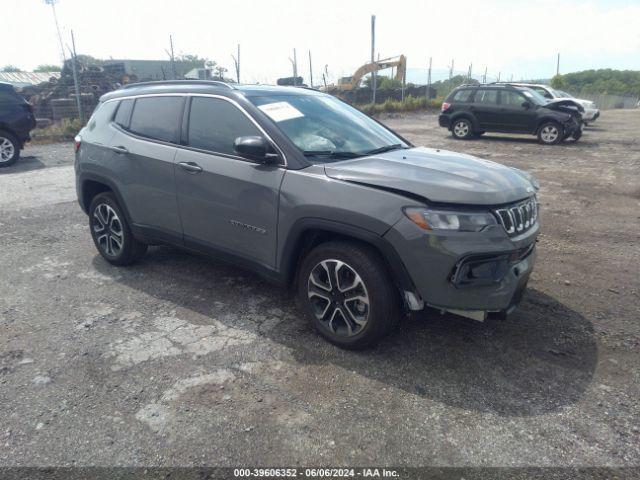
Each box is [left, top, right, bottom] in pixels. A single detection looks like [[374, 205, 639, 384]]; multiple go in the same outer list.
[[74, 135, 81, 153], [441, 102, 451, 112]]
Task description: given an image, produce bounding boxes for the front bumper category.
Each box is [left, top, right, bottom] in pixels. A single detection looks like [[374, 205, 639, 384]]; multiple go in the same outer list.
[[582, 108, 599, 122], [384, 216, 539, 314]]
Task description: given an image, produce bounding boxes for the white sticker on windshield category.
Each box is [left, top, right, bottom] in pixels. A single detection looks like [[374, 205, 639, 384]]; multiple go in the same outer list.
[[258, 101, 304, 122]]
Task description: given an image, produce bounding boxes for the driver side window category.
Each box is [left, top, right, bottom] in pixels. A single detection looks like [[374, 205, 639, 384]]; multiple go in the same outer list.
[[187, 97, 262, 156], [501, 91, 527, 108]]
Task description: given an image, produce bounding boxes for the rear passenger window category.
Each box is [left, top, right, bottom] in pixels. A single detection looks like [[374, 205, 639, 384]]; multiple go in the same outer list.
[[187, 97, 261, 156], [452, 89, 473, 102], [128, 96, 183, 143], [475, 89, 498, 105], [113, 99, 134, 128]]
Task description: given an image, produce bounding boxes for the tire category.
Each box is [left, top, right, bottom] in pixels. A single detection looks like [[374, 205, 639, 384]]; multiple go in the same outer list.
[[88, 192, 147, 266], [297, 240, 401, 349], [537, 121, 563, 145], [451, 118, 474, 140], [0, 131, 20, 167], [572, 128, 582, 141]]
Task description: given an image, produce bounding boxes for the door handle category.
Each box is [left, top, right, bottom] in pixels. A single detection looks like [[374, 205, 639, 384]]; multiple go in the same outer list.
[[179, 161, 203, 173], [110, 145, 129, 154]]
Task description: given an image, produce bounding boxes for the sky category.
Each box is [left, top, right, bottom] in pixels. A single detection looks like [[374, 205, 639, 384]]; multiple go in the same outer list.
[[3, 0, 640, 85]]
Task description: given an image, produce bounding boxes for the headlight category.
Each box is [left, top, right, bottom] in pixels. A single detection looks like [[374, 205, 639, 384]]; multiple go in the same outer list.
[[404, 207, 497, 232]]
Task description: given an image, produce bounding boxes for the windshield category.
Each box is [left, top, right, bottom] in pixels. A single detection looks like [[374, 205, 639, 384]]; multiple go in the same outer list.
[[515, 87, 548, 106], [249, 94, 408, 162], [554, 89, 572, 98]]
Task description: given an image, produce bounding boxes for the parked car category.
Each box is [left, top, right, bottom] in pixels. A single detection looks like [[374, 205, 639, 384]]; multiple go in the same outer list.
[[508, 82, 600, 125], [0, 82, 36, 167], [439, 83, 584, 145], [75, 80, 540, 348]]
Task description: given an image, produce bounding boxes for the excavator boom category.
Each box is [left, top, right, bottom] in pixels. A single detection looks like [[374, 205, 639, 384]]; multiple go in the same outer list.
[[337, 55, 406, 90]]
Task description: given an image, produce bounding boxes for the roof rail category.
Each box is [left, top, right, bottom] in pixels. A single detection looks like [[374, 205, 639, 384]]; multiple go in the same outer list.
[[120, 80, 235, 90]]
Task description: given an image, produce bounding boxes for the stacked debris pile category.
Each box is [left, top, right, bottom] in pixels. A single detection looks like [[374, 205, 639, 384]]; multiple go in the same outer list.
[[29, 58, 124, 122]]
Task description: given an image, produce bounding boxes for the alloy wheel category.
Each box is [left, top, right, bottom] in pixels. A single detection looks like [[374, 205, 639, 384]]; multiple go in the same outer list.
[[0, 137, 15, 163], [540, 125, 559, 143], [92, 203, 124, 257], [307, 259, 370, 337], [453, 121, 470, 138]]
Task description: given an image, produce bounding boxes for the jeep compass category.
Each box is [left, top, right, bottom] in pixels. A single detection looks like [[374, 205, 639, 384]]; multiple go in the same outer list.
[[75, 80, 540, 348]]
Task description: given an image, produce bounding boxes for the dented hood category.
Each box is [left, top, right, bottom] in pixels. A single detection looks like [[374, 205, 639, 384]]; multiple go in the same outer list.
[[324, 147, 537, 205], [545, 98, 585, 112]]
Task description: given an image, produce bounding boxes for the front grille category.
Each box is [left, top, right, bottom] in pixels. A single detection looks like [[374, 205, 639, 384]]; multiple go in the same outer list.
[[495, 197, 538, 236]]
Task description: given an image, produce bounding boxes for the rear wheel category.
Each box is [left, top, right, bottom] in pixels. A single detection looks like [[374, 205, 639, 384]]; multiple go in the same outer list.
[[537, 121, 563, 145], [0, 131, 20, 167], [451, 118, 474, 140], [298, 241, 400, 349], [89, 192, 147, 266]]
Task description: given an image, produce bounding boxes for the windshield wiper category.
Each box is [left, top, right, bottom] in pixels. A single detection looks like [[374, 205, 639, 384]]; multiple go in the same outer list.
[[363, 143, 407, 155], [302, 150, 363, 159]]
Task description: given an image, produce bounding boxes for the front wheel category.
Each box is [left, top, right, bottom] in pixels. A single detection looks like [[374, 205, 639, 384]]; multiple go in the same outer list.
[[89, 192, 147, 266], [537, 121, 564, 145], [0, 131, 20, 167], [451, 118, 474, 140], [297, 241, 400, 349]]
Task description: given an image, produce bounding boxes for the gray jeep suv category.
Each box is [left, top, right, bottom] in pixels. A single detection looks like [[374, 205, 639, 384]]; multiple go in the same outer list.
[[75, 80, 539, 349]]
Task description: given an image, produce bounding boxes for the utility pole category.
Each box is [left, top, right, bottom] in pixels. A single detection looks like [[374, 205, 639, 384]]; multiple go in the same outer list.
[[468, 63, 472, 82], [497, 71, 501, 82], [231, 44, 240, 83], [448, 59, 454, 92], [45, 0, 67, 65], [289, 49, 298, 86], [68, 30, 83, 124], [426, 56, 432, 100], [308, 50, 313, 88], [371, 15, 377, 104], [169, 35, 176, 79], [483, 66, 487, 84], [556, 53, 560, 76]]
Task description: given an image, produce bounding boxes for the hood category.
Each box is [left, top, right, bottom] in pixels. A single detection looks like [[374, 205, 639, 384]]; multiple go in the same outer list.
[[545, 98, 585, 113], [324, 147, 537, 205]]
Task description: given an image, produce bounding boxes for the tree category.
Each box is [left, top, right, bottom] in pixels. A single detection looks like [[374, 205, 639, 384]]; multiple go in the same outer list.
[[550, 74, 568, 90], [35, 64, 62, 72], [1, 65, 21, 72]]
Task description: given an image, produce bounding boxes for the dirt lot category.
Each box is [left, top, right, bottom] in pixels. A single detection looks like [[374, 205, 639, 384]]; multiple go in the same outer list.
[[0, 110, 639, 469]]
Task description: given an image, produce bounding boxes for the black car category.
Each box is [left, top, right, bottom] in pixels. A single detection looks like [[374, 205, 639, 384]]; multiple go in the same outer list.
[[0, 82, 36, 167], [438, 83, 584, 145]]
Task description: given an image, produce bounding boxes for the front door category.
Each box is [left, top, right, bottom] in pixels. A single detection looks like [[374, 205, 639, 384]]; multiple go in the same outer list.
[[498, 90, 537, 133], [175, 96, 285, 268]]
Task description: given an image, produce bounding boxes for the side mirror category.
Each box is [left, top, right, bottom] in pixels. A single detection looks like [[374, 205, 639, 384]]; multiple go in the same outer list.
[[233, 136, 279, 163], [522, 101, 531, 109]]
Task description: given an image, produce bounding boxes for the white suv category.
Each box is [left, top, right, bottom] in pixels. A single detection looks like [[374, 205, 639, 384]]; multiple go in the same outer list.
[[508, 83, 600, 125]]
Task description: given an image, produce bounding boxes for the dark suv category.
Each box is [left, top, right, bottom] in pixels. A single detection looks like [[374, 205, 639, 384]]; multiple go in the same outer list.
[[0, 82, 36, 167], [76, 80, 540, 349], [439, 84, 583, 145]]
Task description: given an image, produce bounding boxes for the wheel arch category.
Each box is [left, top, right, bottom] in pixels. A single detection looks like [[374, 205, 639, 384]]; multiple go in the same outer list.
[[279, 218, 417, 297], [78, 173, 133, 224], [450, 112, 478, 130]]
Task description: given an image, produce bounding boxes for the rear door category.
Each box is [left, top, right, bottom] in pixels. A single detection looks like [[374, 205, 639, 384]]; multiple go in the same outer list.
[[471, 88, 500, 129], [174, 96, 285, 268], [107, 95, 184, 241], [498, 89, 537, 133]]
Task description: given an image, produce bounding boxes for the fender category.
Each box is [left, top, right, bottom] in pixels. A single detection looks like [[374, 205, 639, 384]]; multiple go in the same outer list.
[[278, 217, 417, 295]]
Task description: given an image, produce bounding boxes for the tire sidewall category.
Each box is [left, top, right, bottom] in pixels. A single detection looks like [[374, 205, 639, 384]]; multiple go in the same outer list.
[[451, 118, 473, 140], [538, 121, 563, 145], [0, 132, 20, 167], [297, 242, 398, 349], [89, 192, 136, 265]]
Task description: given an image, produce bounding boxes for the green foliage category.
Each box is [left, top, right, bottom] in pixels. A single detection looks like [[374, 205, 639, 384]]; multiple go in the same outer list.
[[1, 65, 22, 72], [429, 75, 478, 98], [356, 95, 443, 115], [34, 64, 62, 72], [553, 69, 640, 96], [33, 118, 83, 142]]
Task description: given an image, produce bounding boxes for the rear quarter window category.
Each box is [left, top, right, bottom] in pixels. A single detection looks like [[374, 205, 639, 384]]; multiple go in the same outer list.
[[451, 89, 474, 102], [113, 99, 134, 128], [128, 96, 184, 143]]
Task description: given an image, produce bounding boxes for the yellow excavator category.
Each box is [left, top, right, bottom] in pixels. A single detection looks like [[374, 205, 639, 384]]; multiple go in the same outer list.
[[336, 55, 407, 90]]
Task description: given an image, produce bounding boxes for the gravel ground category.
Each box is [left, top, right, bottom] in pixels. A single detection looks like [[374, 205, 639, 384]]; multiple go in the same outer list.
[[0, 110, 638, 468]]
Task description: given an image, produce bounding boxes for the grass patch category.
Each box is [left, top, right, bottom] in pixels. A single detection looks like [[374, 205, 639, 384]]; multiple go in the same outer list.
[[31, 118, 83, 143], [356, 95, 443, 115]]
